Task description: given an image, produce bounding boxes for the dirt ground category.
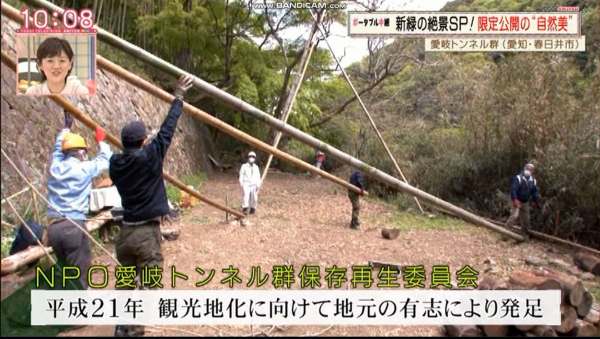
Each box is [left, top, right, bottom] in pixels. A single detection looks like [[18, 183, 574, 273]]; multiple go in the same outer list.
[[60, 171, 599, 337]]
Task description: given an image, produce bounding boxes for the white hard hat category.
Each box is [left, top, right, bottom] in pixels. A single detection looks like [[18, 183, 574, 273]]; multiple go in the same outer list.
[[248, 151, 256, 158], [525, 163, 535, 170]]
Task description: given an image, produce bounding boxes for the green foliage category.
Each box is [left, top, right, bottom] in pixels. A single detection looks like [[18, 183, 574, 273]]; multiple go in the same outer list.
[[335, 0, 600, 247], [166, 184, 181, 204], [167, 171, 207, 204], [30, 0, 598, 248], [279, 139, 314, 173]]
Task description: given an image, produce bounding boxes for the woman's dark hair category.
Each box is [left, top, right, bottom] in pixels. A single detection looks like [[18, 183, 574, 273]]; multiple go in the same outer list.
[[36, 37, 74, 82]]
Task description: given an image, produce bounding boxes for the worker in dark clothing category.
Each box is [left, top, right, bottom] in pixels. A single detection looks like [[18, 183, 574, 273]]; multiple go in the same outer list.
[[348, 170, 366, 229], [505, 163, 540, 240], [109, 75, 193, 337]]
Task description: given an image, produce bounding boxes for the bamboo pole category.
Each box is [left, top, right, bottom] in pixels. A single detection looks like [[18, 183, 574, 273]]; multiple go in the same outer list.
[[3, 1, 524, 241], [261, 9, 323, 182], [94, 54, 363, 194], [53, 95, 247, 219], [484, 217, 600, 256], [308, 9, 425, 214], [0, 50, 245, 220]]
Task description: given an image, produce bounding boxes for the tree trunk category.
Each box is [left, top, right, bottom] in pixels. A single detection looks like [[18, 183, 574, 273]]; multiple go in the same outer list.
[[443, 325, 481, 337], [261, 9, 324, 182], [574, 251, 600, 275], [120, 0, 127, 37]]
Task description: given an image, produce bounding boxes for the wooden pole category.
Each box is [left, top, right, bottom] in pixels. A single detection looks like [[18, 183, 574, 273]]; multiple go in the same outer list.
[[261, 9, 324, 182], [2, 2, 526, 241], [308, 9, 425, 214], [0, 210, 112, 275], [53, 94, 247, 219], [0, 50, 245, 220], [483, 216, 600, 256], [225, 193, 229, 222], [93, 54, 364, 195]]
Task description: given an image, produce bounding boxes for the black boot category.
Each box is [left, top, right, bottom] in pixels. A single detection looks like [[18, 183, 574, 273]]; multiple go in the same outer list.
[[242, 208, 249, 215], [250, 208, 256, 215]]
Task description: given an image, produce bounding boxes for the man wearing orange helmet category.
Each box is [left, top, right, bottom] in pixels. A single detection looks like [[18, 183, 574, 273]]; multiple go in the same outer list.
[[46, 111, 112, 288]]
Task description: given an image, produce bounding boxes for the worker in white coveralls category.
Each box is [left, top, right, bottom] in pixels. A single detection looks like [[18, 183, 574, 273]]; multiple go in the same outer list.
[[239, 151, 261, 215]]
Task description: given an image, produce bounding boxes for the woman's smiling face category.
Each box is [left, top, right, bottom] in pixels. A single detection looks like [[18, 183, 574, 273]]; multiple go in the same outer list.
[[38, 50, 72, 84]]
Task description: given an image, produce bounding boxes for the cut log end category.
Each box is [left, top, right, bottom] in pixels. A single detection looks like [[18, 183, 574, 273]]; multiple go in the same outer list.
[[443, 325, 482, 337], [381, 228, 400, 240], [529, 325, 557, 337], [482, 325, 508, 337], [516, 324, 536, 332], [574, 251, 600, 276], [577, 291, 594, 318], [553, 304, 578, 334], [575, 319, 598, 337], [509, 270, 561, 291], [583, 308, 600, 325]]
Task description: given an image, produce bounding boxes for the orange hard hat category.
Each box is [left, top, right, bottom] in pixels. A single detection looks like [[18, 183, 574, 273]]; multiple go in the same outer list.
[[62, 132, 88, 151]]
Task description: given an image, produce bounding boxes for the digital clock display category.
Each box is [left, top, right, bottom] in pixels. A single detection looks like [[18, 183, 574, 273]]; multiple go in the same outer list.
[[19, 7, 95, 32]]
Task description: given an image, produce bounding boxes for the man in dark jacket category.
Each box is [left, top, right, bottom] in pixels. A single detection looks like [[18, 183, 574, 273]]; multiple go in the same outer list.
[[505, 163, 540, 240], [348, 170, 366, 229], [109, 75, 192, 337]]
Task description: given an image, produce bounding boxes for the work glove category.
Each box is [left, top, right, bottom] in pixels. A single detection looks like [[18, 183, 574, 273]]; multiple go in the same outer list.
[[95, 126, 106, 143], [512, 199, 521, 208], [64, 110, 73, 129], [174, 74, 194, 100]]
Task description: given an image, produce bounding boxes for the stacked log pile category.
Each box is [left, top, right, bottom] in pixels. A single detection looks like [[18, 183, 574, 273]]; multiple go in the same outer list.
[[442, 270, 600, 337]]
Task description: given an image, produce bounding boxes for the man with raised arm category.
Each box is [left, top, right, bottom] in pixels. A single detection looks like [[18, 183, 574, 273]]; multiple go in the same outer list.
[[109, 75, 193, 337]]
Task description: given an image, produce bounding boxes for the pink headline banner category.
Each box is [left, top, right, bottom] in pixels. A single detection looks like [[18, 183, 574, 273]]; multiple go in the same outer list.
[[348, 12, 581, 37]]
